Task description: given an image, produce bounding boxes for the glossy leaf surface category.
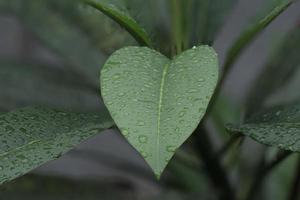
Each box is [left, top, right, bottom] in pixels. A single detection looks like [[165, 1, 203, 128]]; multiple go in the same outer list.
[[0, 107, 113, 184], [101, 46, 218, 177], [228, 104, 300, 152]]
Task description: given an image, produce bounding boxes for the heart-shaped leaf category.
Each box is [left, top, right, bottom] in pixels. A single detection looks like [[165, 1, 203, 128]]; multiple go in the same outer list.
[[101, 46, 218, 177]]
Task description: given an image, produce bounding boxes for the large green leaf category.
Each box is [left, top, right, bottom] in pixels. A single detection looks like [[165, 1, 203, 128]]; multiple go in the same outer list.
[[227, 103, 300, 152], [84, 0, 153, 47], [224, 0, 293, 73], [0, 106, 113, 184], [101, 46, 219, 177]]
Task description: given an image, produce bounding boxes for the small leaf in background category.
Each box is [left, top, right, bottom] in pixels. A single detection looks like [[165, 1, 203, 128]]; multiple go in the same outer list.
[[0, 106, 113, 184], [227, 103, 300, 152], [84, 0, 153, 47], [101, 46, 218, 177]]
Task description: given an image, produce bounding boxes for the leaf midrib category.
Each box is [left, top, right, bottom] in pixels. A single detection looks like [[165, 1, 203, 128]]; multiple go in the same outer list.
[[156, 63, 170, 172], [0, 123, 111, 158], [0, 140, 41, 158]]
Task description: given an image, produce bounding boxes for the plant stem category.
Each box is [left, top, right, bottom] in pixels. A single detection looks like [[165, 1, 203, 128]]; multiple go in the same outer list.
[[288, 155, 300, 200], [216, 134, 243, 159], [245, 151, 292, 200], [170, 0, 184, 55], [194, 126, 236, 200]]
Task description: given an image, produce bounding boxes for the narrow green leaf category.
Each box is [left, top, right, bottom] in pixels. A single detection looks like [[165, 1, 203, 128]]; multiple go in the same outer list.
[[245, 25, 300, 114], [101, 46, 219, 177], [224, 0, 293, 73], [265, 154, 298, 200], [84, 0, 153, 47], [227, 103, 300, 152], [0, 107, 113, 184]]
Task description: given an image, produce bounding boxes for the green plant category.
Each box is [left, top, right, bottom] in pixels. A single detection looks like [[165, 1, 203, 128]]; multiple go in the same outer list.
[[0, 0, 300, 199]]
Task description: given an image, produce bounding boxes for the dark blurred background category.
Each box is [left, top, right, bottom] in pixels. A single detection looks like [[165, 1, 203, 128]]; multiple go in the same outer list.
[[0, 0, 300, 199]]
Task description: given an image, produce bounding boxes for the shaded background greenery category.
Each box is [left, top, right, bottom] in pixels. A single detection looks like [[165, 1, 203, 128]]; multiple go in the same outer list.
[[0, 0, 300, 199]]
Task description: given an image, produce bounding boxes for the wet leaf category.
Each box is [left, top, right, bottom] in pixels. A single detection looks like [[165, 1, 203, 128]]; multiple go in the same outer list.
[[101, 46, 219, 177], [0, 106, 113, 184], [227, 103, 300, 152]]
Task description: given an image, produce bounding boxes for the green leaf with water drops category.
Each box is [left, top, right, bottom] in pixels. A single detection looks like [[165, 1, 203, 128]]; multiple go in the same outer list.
[[101, 46, 219, 178], [0, 106, 113, 185], [227, 103, 300, 152]]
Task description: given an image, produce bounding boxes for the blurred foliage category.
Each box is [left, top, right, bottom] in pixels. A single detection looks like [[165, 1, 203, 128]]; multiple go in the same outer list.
[[190, 0, 237, 45], [0, 0, 299, 199], [0, 62, 101, 111], [265, 153, 298, 200], [245, 25, 300, 116], [0, 174, 136, 200]]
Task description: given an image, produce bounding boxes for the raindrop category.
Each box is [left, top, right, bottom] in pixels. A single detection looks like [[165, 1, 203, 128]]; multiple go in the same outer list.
[[122, 129, 130, 137], [276, 111, 281, 116], [106, 101, 113, 105], [112, 74, 121, 80], [179, 111, 185, 117], [199, 107, 205, 113], [118, 92, 125, 97], [137, 120, 145, 126], [141, 151, 148, 158], [166, 145, 176, 152], [138, 135, 148, 143]]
